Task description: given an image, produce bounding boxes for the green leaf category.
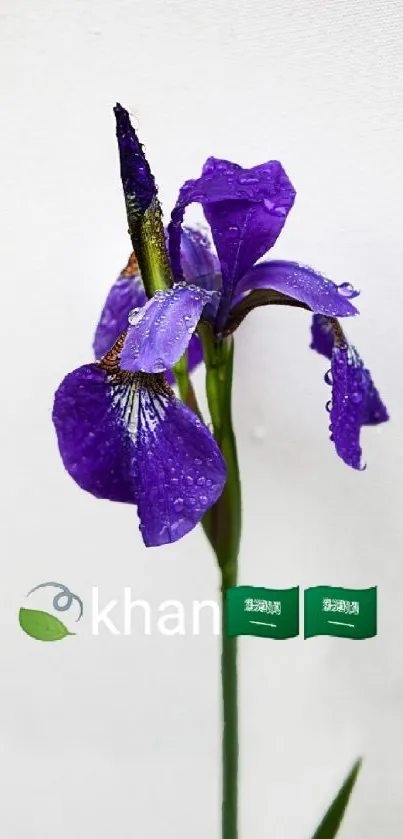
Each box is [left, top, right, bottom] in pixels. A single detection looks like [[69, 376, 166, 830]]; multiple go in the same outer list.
[[19, 608, 74, 642], [310, 759, 362, 839]]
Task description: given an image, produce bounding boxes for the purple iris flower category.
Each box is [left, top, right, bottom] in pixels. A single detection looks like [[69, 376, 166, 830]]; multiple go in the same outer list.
[[52, 103, 388, 548]]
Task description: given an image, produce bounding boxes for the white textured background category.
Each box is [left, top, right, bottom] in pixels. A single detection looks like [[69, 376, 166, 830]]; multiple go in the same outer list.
[[1, 1, 403, 837]]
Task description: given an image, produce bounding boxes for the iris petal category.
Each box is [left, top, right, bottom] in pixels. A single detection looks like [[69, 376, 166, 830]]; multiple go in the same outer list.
[[94, 228, 216, 371], [120, 284, 215, 373], [179, 226, 220, 282], [52, 343, 226, 547], [310, 313, 335, 359], [236, 261, 359, 317], [168, 157, 295, 330], [310, 316, 389, 468], [330, 345, 388, 469], [93, 254, 147, 360]]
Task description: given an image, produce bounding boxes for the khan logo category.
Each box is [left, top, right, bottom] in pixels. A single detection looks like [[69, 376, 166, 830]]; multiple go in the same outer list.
[[19, 582, 83, 642]]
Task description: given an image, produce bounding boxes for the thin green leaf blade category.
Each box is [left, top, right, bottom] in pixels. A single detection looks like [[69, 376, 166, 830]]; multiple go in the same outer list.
[[19, 608, 74, 642], [310, 759, 362, 839]]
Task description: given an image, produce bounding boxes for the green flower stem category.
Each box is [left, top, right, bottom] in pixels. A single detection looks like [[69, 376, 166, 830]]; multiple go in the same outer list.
[[200, 325, 241, 839], [172, 353, 204, 423], [200, 328, 241, 576]]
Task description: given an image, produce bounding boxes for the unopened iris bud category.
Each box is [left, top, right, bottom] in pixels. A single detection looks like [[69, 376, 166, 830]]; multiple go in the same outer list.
[[114, 103, 173, 296]]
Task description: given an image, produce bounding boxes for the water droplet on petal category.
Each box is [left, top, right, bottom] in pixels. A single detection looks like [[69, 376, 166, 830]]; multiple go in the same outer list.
[[324, 369, 333, 385], [325, 400, 332, 413], [128, 307, 141, 325], [173, 497, 184, 512], [351, 391, 363, 404], [337, 282, 356, 298], [238, 174, 259, 185]]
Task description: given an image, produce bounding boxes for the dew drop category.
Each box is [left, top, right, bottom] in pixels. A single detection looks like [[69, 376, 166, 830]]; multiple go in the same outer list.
[[273, 205, 287, 216], [337, 282, 356, 298], [324, 369, 333, 385], [325, 400, 332, 413], [351, 391, 363, 404], [173, 497, 184, 511], [128, 307, 141, 325], [238, 174, 259, 185]]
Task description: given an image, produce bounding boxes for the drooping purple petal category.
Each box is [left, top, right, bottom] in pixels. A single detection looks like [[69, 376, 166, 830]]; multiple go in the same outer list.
[[114, 103, 156, 214], [322, 344, 389, 469], [311, 315, 389, 430], [310, 314, 335, 359], [361, 372, 390, 426], [53, 363, 137, 503], [52, 348, 226, 547], [168, 157, 296, 331], [93, 254, 147, 360], [236, 261, 359, 318], [120, 284, 215, 373]]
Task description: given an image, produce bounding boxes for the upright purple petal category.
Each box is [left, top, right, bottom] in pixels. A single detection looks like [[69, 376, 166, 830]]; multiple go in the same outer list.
[[168, 157, 295, 330], [171, 226, 221, 324], [53, 341, 226, 547], [179, 226, 220, 283], [236, 261, 359, 317], [120, 284, 215, 373], [93, 254, 147, 359]]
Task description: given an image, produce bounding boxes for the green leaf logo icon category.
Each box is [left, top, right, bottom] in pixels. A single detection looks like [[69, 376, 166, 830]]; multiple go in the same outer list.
[[19, 608, 75, 642]]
